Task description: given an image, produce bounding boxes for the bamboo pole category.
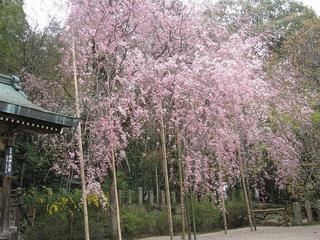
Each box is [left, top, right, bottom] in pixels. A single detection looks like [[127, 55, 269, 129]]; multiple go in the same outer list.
[[111, 149, 122, 240], [160, 114, 174, 240], [239, 152, 253, 231], [190, 191, 197, 240], [185, 194, 192, 240], [155, 166, 159, 205], [218, 162, 228, 234], [72, 39, 90, 240], [244, 158, 257, 231], [176, 127, 186, 240]]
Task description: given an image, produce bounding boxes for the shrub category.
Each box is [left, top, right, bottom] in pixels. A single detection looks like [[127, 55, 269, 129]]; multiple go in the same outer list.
[[25, 207, 106, 240], [121, 206, 146, 235], [192, 196, 222, 232], [226, 192, 248, 228], [23, 188, 248, 239]]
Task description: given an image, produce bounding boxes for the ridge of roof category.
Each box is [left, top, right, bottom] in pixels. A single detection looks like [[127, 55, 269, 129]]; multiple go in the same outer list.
[[0, 74, 22, 91]]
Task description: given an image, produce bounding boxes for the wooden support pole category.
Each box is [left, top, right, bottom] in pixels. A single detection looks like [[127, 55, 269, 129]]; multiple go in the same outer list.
[[190, 191, 197, 240], [176, 127, 186, 240], [160, 114, 174, 240], [72, 39, 90, 240], [111, 149, 122, 240], [244, 158, 256, 231], [239, 152, 253, 231], [218, 162, 228, 234], [155, 166, 159, 206], [185, 194, 192, 240]]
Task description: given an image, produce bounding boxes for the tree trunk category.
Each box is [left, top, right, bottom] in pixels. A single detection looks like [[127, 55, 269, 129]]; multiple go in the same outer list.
[[176, 127, 186, 240], [185, 194, 192, 240], [190, 192, 197, 240], [218, 162, 228, 234], [72, 39, 90, 240], [155, 166, 159, 205], [239, 152, 253, 231], [160, 114, 174, 240], [109, 182, 117, 238], [244, 158, 256, 231], [111, 149, 122, 240]]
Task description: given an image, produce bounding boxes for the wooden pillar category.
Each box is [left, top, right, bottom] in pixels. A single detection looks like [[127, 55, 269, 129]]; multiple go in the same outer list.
[[2, 176, 11, 234], [1, 140, 13, 235]]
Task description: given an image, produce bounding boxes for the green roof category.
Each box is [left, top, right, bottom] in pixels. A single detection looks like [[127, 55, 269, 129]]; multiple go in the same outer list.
[[0, 74, 78, 131]]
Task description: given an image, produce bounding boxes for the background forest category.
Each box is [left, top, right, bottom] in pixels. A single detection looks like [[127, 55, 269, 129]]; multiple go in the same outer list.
[[1, 0, 320, 239]]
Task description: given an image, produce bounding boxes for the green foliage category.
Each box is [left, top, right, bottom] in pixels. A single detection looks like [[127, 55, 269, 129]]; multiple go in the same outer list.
[[121, 206, 146, 235], [226, 192, 248, 228], [25, 207, 106, 240], [311, 111, 320, 125], [192, 196, 222, 232], [0, 0, 28, 73], [24, 188, 105, 240], [23, 188, 249, 239], [121, 205, 169, 237], [24, 188, 101, 215]]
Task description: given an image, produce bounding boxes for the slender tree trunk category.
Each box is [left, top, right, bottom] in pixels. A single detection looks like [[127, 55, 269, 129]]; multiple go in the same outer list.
[[160, 114, 174, 240], [111, 149, 122, 240], [66, 168, 71, 190], [218, 162, 228, 234], [244, 158, 256, 231], [109, 182, 118, 238], [185, 194, 192, 240], [176, 127, 186, 240], [72, 39, 90, 240], [69, 169, 74, 192], [190, 192, 197, 240], [155, 166, 159, 205], [239, 152, 253, 231]]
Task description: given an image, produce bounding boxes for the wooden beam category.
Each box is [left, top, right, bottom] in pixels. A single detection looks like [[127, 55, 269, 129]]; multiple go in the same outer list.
[[252, 208, 285, 213]]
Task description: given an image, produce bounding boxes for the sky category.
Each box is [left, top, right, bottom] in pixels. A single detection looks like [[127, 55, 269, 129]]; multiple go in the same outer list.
[[23, 0, 320, 31], [23, 0, 70, 30]]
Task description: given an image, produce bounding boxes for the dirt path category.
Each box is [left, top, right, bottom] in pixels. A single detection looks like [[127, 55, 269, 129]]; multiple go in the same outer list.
[[139, 225, 320, 240]]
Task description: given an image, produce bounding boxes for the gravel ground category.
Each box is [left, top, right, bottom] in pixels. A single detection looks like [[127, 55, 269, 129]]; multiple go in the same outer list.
[[139, 225, 320, 240]]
